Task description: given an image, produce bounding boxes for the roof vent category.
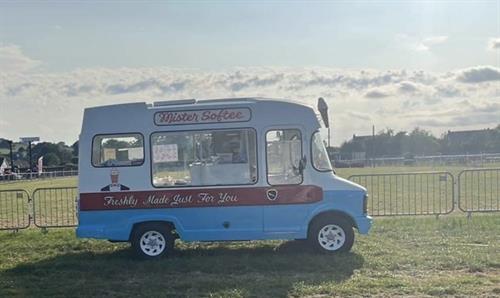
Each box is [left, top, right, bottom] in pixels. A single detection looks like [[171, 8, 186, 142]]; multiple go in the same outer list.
[[153, 99, 196, 107]]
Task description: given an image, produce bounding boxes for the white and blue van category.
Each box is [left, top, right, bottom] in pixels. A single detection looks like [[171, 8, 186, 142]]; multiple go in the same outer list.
[[76, 98, 372, 258]]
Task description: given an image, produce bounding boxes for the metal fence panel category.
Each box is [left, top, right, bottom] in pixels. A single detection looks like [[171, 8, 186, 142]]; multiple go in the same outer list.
[[32, 187, 78, 228], [348, 172, 454, 216], [458, 168, 500, 213], [0, 189, 30, 230], [0, 170, 78, 184]]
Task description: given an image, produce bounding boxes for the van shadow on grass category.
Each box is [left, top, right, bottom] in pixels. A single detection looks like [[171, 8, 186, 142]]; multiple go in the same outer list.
[[1, 240, 364, 297]]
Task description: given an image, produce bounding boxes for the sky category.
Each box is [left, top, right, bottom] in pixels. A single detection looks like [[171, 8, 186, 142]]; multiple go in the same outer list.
[[0, 1, 499, 146]]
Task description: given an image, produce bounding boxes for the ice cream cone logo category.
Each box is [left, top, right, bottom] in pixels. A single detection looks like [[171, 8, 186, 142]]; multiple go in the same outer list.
[[100, 168, 130, 192], [111, 168, 119, 184]]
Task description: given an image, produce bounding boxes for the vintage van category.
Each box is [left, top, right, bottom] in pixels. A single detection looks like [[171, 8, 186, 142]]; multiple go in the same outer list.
[[76, 98, 372, 258]]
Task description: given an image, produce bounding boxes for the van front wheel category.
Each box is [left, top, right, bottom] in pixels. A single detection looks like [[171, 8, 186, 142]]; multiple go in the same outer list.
[[131, 223, 174, 259], [309, 217, 354, 253]]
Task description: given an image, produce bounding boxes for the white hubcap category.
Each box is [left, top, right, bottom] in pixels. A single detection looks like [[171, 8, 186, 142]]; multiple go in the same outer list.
[[140, 231, 166, 256], [318, 224, 346, 251]]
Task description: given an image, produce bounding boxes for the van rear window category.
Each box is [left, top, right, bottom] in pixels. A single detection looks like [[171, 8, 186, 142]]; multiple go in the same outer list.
[[92, 134, 144, 167]]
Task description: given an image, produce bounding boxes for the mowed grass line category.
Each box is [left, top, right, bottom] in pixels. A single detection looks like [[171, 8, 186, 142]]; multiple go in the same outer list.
[[0, 177, 77, 192], [0, 215, 499, 297]]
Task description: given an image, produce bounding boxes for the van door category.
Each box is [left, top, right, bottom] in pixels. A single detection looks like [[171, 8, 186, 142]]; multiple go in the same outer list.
[[263, 128, 312, 234]]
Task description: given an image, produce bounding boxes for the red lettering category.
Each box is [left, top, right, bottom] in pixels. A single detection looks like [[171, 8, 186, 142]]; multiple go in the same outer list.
[[156, 108, 249, 125]]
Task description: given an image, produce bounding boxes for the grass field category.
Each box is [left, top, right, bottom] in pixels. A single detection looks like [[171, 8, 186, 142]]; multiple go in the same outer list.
[[0, 166, 499, 296], [0, 177, 77, 192], [0, 215, 498, 297]]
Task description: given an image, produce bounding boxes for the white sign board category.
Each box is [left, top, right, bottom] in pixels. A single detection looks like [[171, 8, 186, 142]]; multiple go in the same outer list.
[[153, 144, 178, 162], [154, 108, 251, 126], [126, 147, 144, 160], [103, 148, 116, 161], [20, 137, 40, 143]]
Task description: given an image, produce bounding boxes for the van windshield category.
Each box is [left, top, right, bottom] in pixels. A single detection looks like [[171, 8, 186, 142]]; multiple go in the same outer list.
[[311, 132, 333, 172]]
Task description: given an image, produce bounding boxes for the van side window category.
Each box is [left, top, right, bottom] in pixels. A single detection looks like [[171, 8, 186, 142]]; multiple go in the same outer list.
[[151, 128, 257, 187], [311, 131, 333, 172], [266, 129, 303, 185], [92, 134, 144, 167]]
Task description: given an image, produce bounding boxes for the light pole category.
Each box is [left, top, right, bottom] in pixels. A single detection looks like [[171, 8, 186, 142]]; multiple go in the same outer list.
[[7, 140, 14, 171]]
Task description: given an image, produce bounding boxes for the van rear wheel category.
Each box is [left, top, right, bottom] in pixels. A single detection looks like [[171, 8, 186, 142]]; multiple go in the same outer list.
[[308, 217, 354, 253], [131, 223, 174, 259]]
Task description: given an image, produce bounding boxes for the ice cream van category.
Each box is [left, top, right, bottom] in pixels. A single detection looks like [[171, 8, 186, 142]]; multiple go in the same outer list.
[[76, 97, 372, 258]]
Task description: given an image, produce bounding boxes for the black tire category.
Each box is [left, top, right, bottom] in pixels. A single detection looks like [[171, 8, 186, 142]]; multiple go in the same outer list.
[[131, 223, 174, 259], [308, 217, 354, 253]]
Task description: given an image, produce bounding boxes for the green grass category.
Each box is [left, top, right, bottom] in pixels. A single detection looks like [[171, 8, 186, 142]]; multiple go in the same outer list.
[[337, 165, 500, 214], [0, 215, 498, 297], [335, 164, 500, 178], [0, 177, 77, 192], [0, 178, 78, 229], [0, 168, 499, 296]]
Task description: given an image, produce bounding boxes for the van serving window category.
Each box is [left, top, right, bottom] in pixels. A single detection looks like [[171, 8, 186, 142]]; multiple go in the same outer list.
[[92, 134, 144, 167], [151, 128, 257, 187], [266, 129, 303, 185]]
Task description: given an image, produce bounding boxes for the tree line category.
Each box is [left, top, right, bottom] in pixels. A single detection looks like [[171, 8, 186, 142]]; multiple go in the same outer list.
[[338, 125, 500, 159], [2, 124, 500, 169], [0, 140, 79, 170]]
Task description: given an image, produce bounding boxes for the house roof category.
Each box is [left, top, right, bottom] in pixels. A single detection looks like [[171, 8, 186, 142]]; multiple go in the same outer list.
[[352, 134, 373, 141], [446, 128, 492, 141]]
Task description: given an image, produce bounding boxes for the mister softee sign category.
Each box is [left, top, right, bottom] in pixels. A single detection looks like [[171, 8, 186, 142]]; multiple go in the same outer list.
[[154, 108, 251, 126]]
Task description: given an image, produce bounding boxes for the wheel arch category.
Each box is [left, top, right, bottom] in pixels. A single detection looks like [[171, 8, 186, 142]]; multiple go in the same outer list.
[[307, 210, 357, 236], [129, 220, 177, 241]]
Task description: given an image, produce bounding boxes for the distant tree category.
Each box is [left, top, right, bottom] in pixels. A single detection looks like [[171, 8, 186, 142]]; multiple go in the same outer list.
[[0, 138, 10, 149], [71, 141, 79, 156], [32, 142, 73, 166], [102, 139, 129, 149], [16, 146, 26, 159], [43, 152, 61, 166], [340, 127, 442, 159], [406, 128, 440, 156]]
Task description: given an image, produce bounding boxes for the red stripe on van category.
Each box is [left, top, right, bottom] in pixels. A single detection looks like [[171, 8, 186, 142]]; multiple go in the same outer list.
[[79, 185, 322, 211]]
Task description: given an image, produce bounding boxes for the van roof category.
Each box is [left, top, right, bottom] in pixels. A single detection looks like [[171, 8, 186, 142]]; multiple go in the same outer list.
[[86, 97, 311, 112], [81, 97, 321, 134]]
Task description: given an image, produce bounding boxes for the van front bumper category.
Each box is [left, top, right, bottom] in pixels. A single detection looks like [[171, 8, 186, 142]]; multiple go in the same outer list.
[[354, 215, 373, 234]]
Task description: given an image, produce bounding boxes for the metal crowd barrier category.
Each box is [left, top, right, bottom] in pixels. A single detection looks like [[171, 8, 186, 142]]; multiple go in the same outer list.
[[0, 170, 78, 184], [458, 168, 500, 213], [0, 189, 31, 230], [32, 187, 78, 228], [1, 169, 500, 232], [348, 172, 455, 216]]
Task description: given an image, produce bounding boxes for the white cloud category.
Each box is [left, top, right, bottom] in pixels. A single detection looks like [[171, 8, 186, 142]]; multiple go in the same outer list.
[[0, 65, 499, 145], [0, 44, 41, 73], [456, 66, 500, 83], [364, 89, 391, 98], [396, 34, 449, 52], [415, 36, 448, 52], [488, 37, 500, 50]]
